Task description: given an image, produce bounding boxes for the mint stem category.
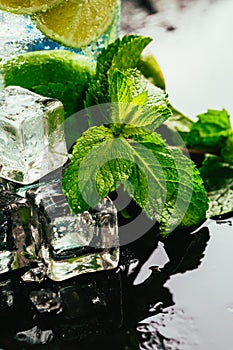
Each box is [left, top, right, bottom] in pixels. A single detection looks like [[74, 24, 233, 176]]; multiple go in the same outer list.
[[170, 146, 221, 157]]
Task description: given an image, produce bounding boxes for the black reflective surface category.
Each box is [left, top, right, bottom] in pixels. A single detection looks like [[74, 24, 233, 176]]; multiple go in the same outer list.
[[0, 211, 232, 349]]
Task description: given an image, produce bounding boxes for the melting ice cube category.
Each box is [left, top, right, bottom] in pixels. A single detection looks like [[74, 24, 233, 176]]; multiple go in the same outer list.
[[0, 86, 68, 184], [26, 181, 119, 281]]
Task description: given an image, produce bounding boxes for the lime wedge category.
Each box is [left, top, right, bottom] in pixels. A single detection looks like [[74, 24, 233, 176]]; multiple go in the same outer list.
[[0, 0, 64, 14], [2, 50, 95, 118], [137, 51, 166, 90], [34, 0, 119, 49]]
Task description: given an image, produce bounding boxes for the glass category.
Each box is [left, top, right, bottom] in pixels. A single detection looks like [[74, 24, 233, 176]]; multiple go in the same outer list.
[[0, 0, 121, 281]]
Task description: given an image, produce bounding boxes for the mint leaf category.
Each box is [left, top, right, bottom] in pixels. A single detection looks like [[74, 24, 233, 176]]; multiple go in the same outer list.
[[97, 35, 150, 82], [185, 108, 233, 166], [163, 148, 209, 232], [221, 131, 233, 164], [109, 69, 134, 104], [108, 36, 152, 80], [199, 155, 233, 217], [187, 109, 231, 150], [62, 125, 115, 212], [123, 131, 208, 236], [109, 68, 171, 128]]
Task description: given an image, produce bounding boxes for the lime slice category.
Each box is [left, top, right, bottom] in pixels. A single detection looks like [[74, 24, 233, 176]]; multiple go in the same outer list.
[[2, 50, 95, 118], [34, 0, 119, 49], [0, 0, 64, 14], [137, 51, 166, 90]]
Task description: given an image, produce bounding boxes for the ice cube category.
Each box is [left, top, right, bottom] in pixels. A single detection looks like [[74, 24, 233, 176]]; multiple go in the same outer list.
[[26, 181, 120, 281], [0, 86, 68, 184], [0, 187, 40, 274]]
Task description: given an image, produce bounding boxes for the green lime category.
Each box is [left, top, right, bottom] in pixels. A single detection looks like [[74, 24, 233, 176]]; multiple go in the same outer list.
[[2, 50, 95, 118], [137, 51, 166, 90], [34, 0, 119, 49], [0, 0, 63, 15]]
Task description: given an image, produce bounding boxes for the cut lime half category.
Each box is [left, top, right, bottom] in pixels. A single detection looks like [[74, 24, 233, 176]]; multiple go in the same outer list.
[[34, 0, 119, 49], [0, 0, 64, 15]]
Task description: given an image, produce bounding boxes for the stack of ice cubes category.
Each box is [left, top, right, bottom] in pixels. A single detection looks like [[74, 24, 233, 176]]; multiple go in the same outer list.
[[0, 84, 119, 283]]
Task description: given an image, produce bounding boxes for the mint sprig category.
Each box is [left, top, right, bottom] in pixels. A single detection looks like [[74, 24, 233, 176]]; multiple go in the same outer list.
[[62, 35, 210, 236], [168, 107, 233, 215], [187, 109, 232, 154], [62, 125, 208, 236], [85, 35, 171, 130], [200, 155, 233, 217]]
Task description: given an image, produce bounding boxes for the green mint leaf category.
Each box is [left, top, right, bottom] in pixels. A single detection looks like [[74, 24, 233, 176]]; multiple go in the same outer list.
[[109, 68, 171, 128], [187, 109, 231, 150], [85, 38, 122, 107], [84, 79, 105, 112], [123, 131, 208, 236], [109, 69, 134, 104], [73, 135, 135, 200], [95, 35, 146, 85], [221, 131, 233, 164], [162, 148, 209, 232], [108, 36, 152, 80], [62, 125, 115, 212], [199, 155, 233, 217]]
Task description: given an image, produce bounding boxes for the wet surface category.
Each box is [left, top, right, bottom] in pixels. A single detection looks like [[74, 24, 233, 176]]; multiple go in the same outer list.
[[137, 218, 233, 350]]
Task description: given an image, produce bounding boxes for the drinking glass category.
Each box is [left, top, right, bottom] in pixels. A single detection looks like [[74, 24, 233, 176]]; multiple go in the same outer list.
[[0, 0, 121, 281]]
